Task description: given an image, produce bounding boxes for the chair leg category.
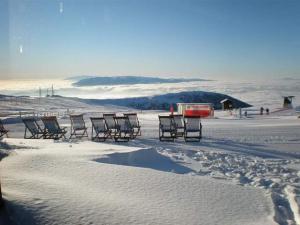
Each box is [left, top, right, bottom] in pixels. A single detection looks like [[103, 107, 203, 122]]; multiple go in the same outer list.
[[24, 129, 34, 139], [24, 128, 27, 139], [84, 129, 88, 137], [69, 131, 75, 139]]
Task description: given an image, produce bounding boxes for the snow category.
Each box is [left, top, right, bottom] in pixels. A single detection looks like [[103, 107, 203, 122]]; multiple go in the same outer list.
[[0, 78, 299, 225], [0, 108, 299, 224], [285, 186, 300, 225], [1, 139, 276, 225]]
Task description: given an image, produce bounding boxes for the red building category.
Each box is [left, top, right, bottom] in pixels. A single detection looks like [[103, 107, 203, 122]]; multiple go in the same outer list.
[[177, 103, 214, 118]]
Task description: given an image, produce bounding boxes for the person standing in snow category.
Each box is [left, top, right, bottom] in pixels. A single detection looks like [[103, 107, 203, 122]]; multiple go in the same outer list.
[[170, 104, 174, 115], [266, 108, 269, 115], [260, 107, 264, 115]]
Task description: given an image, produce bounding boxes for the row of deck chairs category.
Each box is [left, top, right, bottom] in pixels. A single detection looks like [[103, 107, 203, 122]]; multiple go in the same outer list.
[[22, 113, 141, 142], [23, 116, 68, 140], [159, 114, 202, 142], [90, 113, 141, 142]]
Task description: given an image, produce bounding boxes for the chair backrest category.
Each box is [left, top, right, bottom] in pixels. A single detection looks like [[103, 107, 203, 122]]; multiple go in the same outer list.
[[159, 115, 173, 130], [123, 113, 139, 127], [184, 116, 201, 131], [103, 113, 116, 129], [0, 119, 5, 131], [172, 114, 184, 128], [41, 116, 60, 133], [22, 117, 41, 134], [115, 116, 132, 132], [90, 117, 106, 132], [70, 114, 86, 130]]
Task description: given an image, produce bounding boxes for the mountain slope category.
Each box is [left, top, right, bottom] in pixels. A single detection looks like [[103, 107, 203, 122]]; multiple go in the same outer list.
[[82, 91, 251, 110]]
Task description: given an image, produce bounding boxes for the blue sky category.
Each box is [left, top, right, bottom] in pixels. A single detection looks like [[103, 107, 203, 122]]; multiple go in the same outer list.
[[0, 0, 299, 80]]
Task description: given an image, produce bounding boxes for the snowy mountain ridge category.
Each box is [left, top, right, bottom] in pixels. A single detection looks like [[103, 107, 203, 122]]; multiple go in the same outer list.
[[72, 76, 211, 87]]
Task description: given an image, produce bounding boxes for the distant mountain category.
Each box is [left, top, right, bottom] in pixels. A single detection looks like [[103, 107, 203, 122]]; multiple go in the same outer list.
[[81, 91, 251, 110], [65, 75, 96, 81], [72, 76, 210, 87]]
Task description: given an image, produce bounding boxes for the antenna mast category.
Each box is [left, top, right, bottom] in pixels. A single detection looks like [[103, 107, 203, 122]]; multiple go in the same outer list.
[[39, 87, 41, 104], [51, 85, 54, 97]]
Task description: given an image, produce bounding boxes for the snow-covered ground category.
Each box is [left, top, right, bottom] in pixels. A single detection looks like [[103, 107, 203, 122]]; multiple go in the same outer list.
[[0, 139, 276, 225], [0, 101, 299, 225], [0, 78, 299, 225]]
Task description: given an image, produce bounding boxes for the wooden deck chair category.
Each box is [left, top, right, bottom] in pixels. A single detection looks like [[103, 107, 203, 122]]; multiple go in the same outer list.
[[114, 116, 133, 142], [41, 116, 67, 140], [158, 115, 176, 141], [0, 119, 9, 138], [172, 114, 184, 138], [22, 117, 45, 139], [103, 113, 117, 138], [90, 117, 109, 141], [184, 116, 202, 142], [69, 114, 88, 139], [123, 113, 141, 138]]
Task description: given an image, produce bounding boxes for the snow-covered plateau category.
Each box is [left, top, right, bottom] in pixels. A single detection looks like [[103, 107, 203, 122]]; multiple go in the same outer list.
[[0, 78, 299, 225]]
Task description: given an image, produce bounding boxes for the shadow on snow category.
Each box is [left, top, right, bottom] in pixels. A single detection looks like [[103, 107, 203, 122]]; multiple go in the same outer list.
[[93, 147, 194, 174]]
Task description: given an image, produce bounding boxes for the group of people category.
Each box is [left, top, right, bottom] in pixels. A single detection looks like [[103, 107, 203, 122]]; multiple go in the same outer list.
[[260, 107, 270, 115], [243, 107, 270, 117]]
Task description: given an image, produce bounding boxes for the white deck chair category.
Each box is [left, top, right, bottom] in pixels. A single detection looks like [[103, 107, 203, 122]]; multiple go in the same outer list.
[[90, 117, 109, 141], [172, 114, 184, 137], [41, 116, 67, 140], [0, 119, 9, 138], [114, 116, 133, 142], [158, 115, 176, 141], [22, 117, 45, 139], [103, 113, 117, 138], [184, 116, 202, 142], [123, 113, 141, 138], [69, 114, 88, 139]]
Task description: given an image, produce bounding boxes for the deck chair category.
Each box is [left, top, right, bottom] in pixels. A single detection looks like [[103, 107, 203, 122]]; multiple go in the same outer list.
[[123, 113, 141, 138], [90, 117, 110, 141], [184, 116, 202, 142], [0, 119, 9, 138], [114, 116, 133, 142], [22, 117, 45, 139], [158, 115, 176, 141], [103, 113, 117, 138], [69, 114, 88, 139], [41, 116, 67, 140], [172, 114, 184, 138]]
